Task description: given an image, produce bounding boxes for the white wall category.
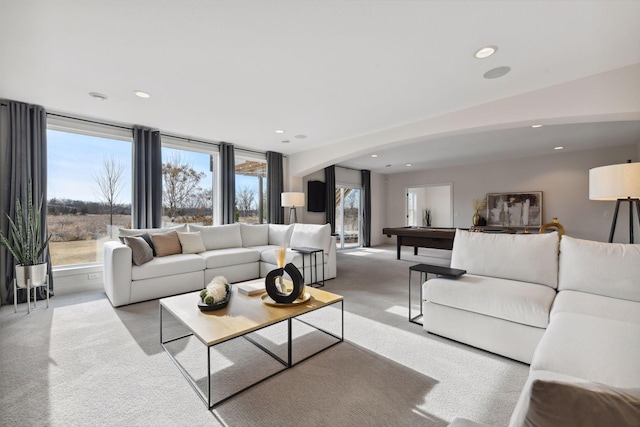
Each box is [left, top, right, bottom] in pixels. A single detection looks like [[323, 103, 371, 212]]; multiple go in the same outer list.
[[384, 145, 639, 243]]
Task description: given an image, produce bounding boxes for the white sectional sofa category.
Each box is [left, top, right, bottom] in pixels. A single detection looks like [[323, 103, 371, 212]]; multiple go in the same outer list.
[[427, 231, 640, 426], [423, 230, 560, 364], [103, 223, 336, 307]]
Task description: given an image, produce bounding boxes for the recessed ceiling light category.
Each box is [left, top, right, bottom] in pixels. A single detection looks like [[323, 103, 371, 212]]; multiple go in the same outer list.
[[89, 92, 108, 101], [483, 66, 511, 79], [281, 140, 290, 144], [475, 46, 497, 59], [531, 124, 543, 128], [294, 134, 307, 139], [134, 91, 151, 99], [554, 146, 564, 150], [371, 154, 378, 158], [275, 129, 285, 134], [406, 163, 413, 167]]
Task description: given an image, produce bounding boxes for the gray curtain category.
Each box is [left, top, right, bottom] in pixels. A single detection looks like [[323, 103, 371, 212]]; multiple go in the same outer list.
[[220, 142, 236, 224], [0, 100, 53, 304], [324, 165, 336, 234], [266, 151, 284, 224], [361, 169, 372, 247], [132, 126, 162, 228]]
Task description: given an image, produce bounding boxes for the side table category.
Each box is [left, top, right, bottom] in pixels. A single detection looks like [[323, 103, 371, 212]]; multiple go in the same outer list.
[[291, 247, 325, 288], [14, 274, 50, 314], [409, 264, 465, 325]]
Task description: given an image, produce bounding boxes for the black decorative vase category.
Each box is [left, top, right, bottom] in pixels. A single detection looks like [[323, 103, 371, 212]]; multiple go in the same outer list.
[[265, 263, 304, 304]]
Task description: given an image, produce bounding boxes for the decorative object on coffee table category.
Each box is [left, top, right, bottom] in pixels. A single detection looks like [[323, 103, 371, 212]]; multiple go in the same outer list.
[[198, 276, 231, 311], [264, 263, 305, 304]]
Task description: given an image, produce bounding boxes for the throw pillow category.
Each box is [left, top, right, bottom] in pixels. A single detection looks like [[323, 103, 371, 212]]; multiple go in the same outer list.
[[151, 231, 182, 257], [524, 379, 640, 427], [177, 232, 206, 254], [123, 236, 153, 266]]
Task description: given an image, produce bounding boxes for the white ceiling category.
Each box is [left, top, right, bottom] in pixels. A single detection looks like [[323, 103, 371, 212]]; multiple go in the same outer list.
[[1, 1, 640, 174]]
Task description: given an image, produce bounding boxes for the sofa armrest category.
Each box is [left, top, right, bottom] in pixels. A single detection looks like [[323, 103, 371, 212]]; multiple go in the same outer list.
[[103, 241, 133, 307]]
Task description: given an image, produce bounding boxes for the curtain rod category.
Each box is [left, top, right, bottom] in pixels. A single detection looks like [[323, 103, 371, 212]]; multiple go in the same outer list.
[[46, 111, 277, 157]]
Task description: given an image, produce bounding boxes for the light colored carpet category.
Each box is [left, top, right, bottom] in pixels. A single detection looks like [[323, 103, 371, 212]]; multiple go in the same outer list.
[[0, 245, 528, 426]]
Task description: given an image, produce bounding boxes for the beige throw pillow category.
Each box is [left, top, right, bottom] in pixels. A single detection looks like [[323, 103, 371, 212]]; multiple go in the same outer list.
[[524, 379, 640, 427], [177, 232, 206, 254], [123, 236, 153, 266], [151, 231, 182, 257]]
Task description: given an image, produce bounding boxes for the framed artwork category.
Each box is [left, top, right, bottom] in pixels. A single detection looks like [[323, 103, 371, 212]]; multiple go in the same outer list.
[[486, 192, 542, 228]]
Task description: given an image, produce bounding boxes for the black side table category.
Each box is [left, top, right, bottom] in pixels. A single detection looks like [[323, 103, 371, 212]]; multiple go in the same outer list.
[[291, 247, 325, 288], [409, 264, 465, 325]]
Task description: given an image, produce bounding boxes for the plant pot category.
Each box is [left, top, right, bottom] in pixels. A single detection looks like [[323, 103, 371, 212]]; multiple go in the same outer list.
[[15, 263, 48, 288]]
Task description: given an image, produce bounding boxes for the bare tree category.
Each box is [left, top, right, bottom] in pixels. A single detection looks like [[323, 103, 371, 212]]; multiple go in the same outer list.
[[162, 153, 206, 220], [236, 185, 256, 218], [93, 155, 125, 238]]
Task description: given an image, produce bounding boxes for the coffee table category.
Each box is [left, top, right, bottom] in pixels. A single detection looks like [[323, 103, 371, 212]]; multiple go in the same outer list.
[[160, 279, 343, 408]]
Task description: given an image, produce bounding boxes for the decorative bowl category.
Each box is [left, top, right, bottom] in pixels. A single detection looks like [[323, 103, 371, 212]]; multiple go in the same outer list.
[[198, 288, 231, 312]]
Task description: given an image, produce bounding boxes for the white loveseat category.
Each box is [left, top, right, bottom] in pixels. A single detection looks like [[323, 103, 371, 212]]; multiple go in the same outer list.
[[427, 231, 640, 426], [103, 223, 336, 307]]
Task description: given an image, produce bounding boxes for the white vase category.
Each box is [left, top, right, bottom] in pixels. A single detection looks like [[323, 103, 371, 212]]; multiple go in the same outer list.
[[15, 263, 48, 288]]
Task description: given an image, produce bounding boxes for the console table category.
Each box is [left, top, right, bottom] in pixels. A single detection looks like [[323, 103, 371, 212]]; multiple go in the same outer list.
[[408, 264, 465, 325]]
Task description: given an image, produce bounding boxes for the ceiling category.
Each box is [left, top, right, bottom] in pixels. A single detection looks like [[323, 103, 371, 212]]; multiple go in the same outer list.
[[1, 1, 640, 174]]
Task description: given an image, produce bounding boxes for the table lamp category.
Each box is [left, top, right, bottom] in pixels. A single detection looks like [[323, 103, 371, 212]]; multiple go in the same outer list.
[[589, 160, 640, 243], [281, 192, 305, 224]]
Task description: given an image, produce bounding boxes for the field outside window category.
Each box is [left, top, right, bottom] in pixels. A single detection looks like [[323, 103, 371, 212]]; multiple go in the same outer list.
[[47, 130, 132, 267]]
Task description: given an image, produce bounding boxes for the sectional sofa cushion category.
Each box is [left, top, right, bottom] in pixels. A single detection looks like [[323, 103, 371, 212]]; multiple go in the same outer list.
[[177, 231, 206, 254], [425, 274, 556, 328], [559, 236, 640, 302], [119, 225, 188, 255], [190, 223, 243, 250], [289, 223, 331, 253], [123, 236, 153, 266], [551, 290, 640, 324], [131, 254, 206, 281], [450, 230, 559, 288], [268, 224, 294, 246], [531, 312, 640, 387], [240, 223, 269, 247], [199, 248, 260, 269], [261, 249, 303, 267], [151, 231, 183, 257], [524, 379, 640, 427], [119, 224, 188, 239]]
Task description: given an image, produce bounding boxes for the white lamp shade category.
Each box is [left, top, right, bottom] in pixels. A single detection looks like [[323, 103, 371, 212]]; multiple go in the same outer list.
[[281, 192, 305, 207], [589, 162, 640, 200]]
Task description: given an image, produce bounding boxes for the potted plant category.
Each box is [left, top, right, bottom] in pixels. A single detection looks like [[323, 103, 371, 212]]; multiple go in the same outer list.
[[0, 184, 51, 288]]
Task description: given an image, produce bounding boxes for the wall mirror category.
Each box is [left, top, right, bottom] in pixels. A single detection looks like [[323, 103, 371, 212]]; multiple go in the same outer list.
[[406, 183, 453, 227]]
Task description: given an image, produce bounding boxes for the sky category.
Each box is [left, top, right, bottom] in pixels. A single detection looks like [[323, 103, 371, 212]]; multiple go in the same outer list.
[[47, 130, 261, 204]]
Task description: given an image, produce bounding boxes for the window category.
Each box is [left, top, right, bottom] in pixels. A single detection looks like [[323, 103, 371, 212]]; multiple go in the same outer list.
[[235, 155, 267, 224], [161, 146, 214, 226], [47, 129, 132, 267]]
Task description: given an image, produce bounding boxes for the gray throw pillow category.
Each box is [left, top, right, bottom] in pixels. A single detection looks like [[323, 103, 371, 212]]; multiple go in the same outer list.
[[524, 379, 640, 427], [123, 236, 153, 266]]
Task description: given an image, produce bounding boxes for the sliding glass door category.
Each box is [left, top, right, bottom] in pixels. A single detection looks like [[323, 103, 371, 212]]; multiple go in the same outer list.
[[335, 186, 361, 249]]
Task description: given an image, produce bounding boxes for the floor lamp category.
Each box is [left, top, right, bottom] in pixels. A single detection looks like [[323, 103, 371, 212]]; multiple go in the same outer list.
[[281, 192, 305, 224], [589, 161, 640, 243]]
